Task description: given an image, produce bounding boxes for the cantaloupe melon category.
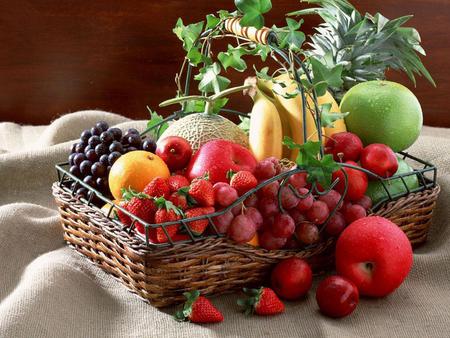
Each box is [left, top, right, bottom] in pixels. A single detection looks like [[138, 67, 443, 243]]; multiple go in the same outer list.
[[159, 113, 249, 152]]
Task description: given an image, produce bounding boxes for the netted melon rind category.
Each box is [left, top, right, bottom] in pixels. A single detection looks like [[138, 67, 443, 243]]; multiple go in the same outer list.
[[159, 114, 249, 152]]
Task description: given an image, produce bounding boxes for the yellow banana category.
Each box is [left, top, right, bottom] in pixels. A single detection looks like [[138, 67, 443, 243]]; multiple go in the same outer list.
[[247, 85, 283, 161], [256, 78, 293, 159]]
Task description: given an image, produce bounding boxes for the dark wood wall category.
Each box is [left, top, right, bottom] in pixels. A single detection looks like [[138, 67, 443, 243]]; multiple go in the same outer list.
[[0, 0, 449, 126]]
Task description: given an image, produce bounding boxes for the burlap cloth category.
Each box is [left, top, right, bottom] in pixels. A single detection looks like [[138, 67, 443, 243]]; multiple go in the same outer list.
[[1, 110, 449, 338]]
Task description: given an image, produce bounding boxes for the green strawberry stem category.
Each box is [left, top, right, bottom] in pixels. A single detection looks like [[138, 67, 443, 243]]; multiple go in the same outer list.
[[174, 290, 201, 322]]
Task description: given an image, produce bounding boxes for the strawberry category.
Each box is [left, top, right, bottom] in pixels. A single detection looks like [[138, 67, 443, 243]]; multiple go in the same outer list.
[[168, 175, 190, 192], [175, 291, 223, 324], [168, 191, 188, 210], [189, 178, 214, 207], [229, 171, 258, 196], [143, 177, 170, 198], [121, 189, 157, 234], [237, 287, 284, 316], [185, 207, 215, 235], [152, 197, 183, 243], [116, 200, 131, 226]]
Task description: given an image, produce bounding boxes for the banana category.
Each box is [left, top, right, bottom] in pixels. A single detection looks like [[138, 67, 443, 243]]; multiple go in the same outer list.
[[246, 80, 283, 161], [258, 72, 347, 159]]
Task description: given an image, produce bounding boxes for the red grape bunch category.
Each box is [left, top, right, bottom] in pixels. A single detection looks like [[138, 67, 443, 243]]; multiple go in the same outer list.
[[68, 121, 157, 198]]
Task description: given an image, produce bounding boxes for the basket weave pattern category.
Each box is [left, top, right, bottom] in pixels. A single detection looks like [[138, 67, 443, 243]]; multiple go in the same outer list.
[[52, 183, 440, 308]]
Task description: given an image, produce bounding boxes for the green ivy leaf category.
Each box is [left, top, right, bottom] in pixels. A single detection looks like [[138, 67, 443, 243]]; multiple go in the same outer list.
[[235, 0, 272, 29], [238, 116, 251, 134], [146, 108, 169, 139], [218, 10, 233, 20], [173, 18, 204, 52], [273, 18, 305, 52], [254, 66, 272, 81], [206, 14, 220, 29], [309, 56, 343, 96], [218, 45, 248, 72], [283, 137, 339, 188], [194, 63, 231, 94], [320, 103, 350, 128], [183, 98, 228, 114], [250, 44, 271, 61]]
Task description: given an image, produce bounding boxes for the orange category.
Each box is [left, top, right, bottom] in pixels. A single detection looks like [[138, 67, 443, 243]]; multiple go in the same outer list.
[[108, 151, 170, 200], [247, 233, 259, 247]]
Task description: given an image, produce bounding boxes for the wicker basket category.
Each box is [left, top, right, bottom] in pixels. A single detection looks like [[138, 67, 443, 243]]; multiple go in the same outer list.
[[52, 182, 440, 308]]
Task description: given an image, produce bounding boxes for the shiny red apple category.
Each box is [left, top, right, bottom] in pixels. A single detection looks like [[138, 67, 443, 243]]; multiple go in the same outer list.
[[156, 136, 192, 171], [360, 143, 398, 178], [316, 275, 359, 318], [332, 161, 368, 201], [325, 132, 363, 162], [336, 216, 413, 297], [186, 139, 257, 184]]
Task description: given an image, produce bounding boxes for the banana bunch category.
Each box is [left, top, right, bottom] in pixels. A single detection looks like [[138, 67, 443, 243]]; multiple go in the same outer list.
[[247, 73, 347, 161]]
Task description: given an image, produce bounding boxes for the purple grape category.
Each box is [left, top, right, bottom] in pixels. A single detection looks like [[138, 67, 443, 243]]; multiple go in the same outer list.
[[68, 153, 76, 166], [76, 187, 88, 197], [100, 131, 113, 144], [142, 139, 157, 153], [99, 154, 109, 166], [70, 143, 77, 153], [88, 135, 101, 147], [127, 134, 142, 147], [108, 152, 121, 165], [73, 153, 86, 166], [107, 165, 112, 172], [90, 126, 102, 136], [95, 143, 107, 156], [96, 177, 108, 190], [75, 143, 86, 153], [91, 162, 107, 177], [127, 128, 139, 135], [125, 146, 138, 153], [108, 127, 122, 141], [83, 175, 96, 187], [80, 160, 93, 176], [69, 165, 81, 177], [96, 121, 109, 132], [109, 141, 123, 153], [85, 149, 98, 162], [80, 130, 92, 142]]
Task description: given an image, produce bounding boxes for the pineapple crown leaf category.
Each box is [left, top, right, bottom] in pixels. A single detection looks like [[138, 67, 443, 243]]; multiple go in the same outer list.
[[290, 0, 436, 91], [121, 187, 150, 201]]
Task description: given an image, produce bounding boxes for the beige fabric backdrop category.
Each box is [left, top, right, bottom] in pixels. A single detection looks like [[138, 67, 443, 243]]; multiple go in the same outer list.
[[0, 111, 449, 338]]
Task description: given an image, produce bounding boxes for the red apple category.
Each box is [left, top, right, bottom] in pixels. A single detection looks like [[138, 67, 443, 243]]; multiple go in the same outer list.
[[186, 139, 257, 184], [325, 132, 364, 162], [336, 216, 413, 297], [360, 143, 398, 178], [271, 257, 312, 300], [156, 136, 192, 171], [333, 161, 368, 201], [316, 276, 359, 318]]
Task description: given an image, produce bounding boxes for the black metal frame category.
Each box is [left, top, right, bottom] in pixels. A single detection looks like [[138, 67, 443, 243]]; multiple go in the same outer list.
[[55, 22, 437, 249]]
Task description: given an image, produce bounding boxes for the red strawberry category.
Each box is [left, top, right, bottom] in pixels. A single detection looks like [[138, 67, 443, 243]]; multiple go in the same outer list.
[[122, 191, 157, 234], [229, 171, 258, 196], [175, 291, 223, 323], [168, 191, 188, 210], [168, 175, 190, 192], [143, 177, 170, 198], [152, 197, 183, 243], [116, 200, 131, 226], [189, 178, 214, 207], [237, 287, 284, 316], [185, 207, 215, 235]]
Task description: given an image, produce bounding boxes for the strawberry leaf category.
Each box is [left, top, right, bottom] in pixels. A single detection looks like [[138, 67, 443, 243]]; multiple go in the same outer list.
[[121, 187, 150, 201]]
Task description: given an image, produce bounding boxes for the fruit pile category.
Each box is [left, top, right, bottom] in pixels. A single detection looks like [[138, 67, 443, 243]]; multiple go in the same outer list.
[[68, 121, 156, 198]]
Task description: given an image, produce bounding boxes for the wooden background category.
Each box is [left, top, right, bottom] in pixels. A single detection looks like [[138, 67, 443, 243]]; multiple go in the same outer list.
[[0, 0, 449, 126]]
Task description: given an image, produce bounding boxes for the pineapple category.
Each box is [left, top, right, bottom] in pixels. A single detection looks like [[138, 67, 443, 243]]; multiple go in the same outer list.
[[289, 0, 436, 98]]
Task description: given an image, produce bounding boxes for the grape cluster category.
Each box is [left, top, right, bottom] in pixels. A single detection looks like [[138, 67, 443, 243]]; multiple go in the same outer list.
[[68, 121, 157, 198]]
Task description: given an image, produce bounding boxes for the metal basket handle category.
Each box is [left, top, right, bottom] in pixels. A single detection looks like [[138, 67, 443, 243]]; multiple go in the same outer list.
[[224, 18, 271, 45]]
